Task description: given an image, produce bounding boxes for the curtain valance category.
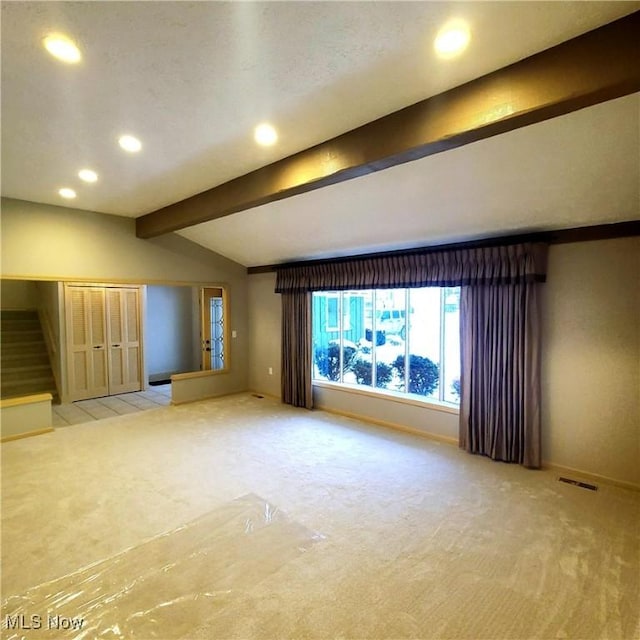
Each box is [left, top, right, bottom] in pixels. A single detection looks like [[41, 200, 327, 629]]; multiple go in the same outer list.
[[275, 243, 548, 293]]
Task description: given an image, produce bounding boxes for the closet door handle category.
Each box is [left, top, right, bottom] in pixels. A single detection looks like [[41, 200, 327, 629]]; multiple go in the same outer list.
[[112, 344, 121, 348], [93, 345, 104, 350]]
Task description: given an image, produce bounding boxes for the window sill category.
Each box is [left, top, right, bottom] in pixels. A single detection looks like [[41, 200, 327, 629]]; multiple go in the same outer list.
[[313, 380, 460, 415]]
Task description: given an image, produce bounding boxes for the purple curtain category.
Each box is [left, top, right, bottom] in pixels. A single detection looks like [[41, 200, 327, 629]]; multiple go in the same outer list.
[[459, 281, 543, 467], [275, 243, 547, 292], [281, 292, 313, 409]]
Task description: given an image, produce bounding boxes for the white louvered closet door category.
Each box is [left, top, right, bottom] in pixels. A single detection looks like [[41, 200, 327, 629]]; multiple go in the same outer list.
[[66, 286, 109, 401], [106, 288, 142, 395], [66, 285, 142, 401]]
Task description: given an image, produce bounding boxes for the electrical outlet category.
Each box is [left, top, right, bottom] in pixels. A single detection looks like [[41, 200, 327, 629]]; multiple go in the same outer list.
[[232, 330, 237, 338]]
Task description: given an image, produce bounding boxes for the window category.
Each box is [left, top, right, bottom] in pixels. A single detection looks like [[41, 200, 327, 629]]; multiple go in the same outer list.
[[201, 287, 228, 371], [325, 295, 340, 331], [312, 287, 460, 405]]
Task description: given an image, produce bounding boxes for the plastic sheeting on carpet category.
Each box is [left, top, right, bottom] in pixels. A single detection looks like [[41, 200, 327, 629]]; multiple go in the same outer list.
[[1, 494, 324, 639]]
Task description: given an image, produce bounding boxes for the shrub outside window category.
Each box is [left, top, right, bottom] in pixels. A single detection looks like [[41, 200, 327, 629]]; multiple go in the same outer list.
[[312, 287, 460, 405]]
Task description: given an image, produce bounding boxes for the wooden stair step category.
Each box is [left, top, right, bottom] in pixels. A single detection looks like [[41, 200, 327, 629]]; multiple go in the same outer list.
[[2, 339, 46, 349], [1, 330, 42, 339], [2, 364, 53, 377], [1, 311, 58, 402], [1, 378, 57, 396], [1, 311, 38, 320], [1, 355, 51, 368], [1, 320, 41, 330]]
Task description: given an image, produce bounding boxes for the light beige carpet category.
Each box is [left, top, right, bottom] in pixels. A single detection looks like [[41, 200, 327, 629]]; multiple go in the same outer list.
[[1, 393, 638, 639]]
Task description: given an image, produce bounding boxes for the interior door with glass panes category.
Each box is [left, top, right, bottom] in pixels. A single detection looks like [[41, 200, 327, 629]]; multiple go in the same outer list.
[[201, 287, 226, 371]]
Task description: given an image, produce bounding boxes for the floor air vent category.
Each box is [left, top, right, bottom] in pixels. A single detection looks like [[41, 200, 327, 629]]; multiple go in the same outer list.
[[252, 394, 264, 399], [558, 477, 598, 491]]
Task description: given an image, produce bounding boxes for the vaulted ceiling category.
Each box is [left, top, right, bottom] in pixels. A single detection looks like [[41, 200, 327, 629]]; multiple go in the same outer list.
[[2, 2, 638, 267]]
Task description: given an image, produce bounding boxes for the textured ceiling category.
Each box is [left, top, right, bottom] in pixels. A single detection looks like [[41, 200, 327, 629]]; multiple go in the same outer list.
[[1, 1, 639, 267], [179, 94, 640, 266]]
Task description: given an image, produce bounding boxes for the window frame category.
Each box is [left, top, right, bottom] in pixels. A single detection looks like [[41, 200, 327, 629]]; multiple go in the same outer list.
[[200, 286, 230, 373], [312, 287, 460, 408], [325, 293, 341, 332]]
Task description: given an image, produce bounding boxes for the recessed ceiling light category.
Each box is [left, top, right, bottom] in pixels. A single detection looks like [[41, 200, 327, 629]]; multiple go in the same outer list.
[[434, 21, 471, 59], [43, 34, 82, 64], [59, 187, 77, 199], [78, 169, 98, 183], [254, 123, 278, 146], [118, 135, 142, 153]]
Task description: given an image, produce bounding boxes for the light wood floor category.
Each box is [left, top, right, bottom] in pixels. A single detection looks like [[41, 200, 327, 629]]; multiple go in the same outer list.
[[52, 384, 171, 426]]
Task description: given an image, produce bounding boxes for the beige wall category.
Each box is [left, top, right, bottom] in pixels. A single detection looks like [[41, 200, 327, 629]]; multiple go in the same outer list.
[[0, 394, 53, 440], [146, 285, 197, 379], [1, 198, 246, 284], [247, 273, 281, 398], [247, 237, 640, 488], [314, 385, 459, 443], [1, 279, 38, 309], [171, 371, 247, 404], [1, 198, 249, 397], [541, 236, 639, 488]]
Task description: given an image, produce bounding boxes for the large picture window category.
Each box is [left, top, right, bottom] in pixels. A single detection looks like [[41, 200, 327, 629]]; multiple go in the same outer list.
[[312, 287, 460, 406]]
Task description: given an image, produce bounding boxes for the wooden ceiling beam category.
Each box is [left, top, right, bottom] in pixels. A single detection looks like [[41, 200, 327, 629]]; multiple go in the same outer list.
[[136, 12, 640, 239]]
